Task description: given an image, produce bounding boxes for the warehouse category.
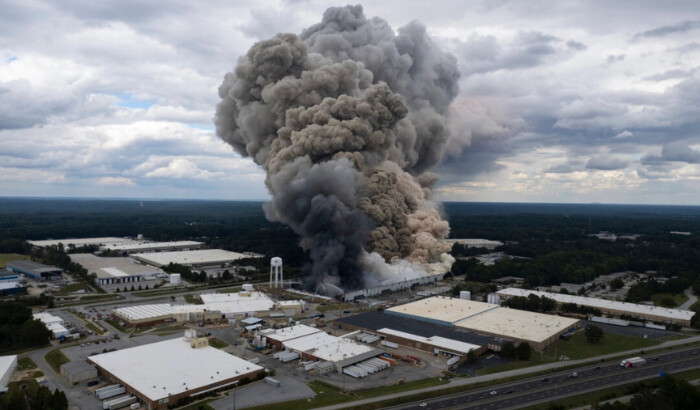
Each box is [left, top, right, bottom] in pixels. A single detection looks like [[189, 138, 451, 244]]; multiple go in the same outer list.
[[386, 296, 500, 326], [60, 361, 97, 385], [384, 296, 579, 351], [28, 237, 137, 248], [497, 288, 695, 327], [336, 311, 502, 353], [377, 328, 483, 356], [341, 271, 446, 302], [443, 238, 504, 249], [0, 269, 20, 282], [0, 281, 26, 296], [454, 307, 579, 351], [6, 260, 62, 280], [262, 325, 382, 372], [33, 312, 70, 339], [199, 292, 276, 317], [112, 304, 222, 328], [0, 355, 16, 389], [70, 254, 164, 286], [100, 241, 203, 255], [88, 335, 264, 409], [132, 249, 256, 268]]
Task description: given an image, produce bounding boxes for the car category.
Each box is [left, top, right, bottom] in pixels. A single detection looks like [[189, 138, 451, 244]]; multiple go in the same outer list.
[[653, 357, 659, 361], [594, 366, 601, 370], [37, 378, 47, 384], [419, 404, 428, 408], [506, 390, 513, 394], [490, 391, 497, 395], [540, 378, 549, 382]]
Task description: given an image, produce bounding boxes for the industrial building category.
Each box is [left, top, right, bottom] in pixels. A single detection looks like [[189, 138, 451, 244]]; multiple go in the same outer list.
[[100, 241, 203, 255], [385, 296, 579, 351], [6, 260, 62, 280], [336, 311, 502, 353], [69, 254, 164, 286], [0, 281, 26, 296], [132, 249, 255, 268], [0, 269, 20, 282], [112, 304, 221, 328], [60, 361, 98, 384], [443, 238, 504, 249], [87, 335, 264, 409], [33, 312, 70, 339], [199, 292, 276, 317], [28, 237, 137, 249], [261, 325, 382, 372], [0, 355, 16, 389], [341, 272, 446, 302], [497, 288, 696, 327]]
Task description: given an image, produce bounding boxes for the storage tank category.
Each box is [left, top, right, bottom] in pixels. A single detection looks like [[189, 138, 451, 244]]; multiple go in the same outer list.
[[487, 293, 500, 304], [170, 274, 181, 285], [460, 291, 471, 300], [242, 283, 254, 292]]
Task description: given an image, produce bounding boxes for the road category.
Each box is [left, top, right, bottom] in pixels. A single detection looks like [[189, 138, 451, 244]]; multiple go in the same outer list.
[[388, 346, 700, 409], [319, 335, 700, 410], [678, 287, 697, 311]]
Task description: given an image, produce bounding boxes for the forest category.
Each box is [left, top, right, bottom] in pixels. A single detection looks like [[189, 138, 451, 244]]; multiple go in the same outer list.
[[0, 198, 698, 290]]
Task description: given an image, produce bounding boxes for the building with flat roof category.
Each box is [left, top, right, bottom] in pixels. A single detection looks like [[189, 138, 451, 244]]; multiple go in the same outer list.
[[262, 325, 381, 372], [199, 292, 275, 317], [386, 296, 500, 326], [87, 336, 264, 409], [69, 254, 163, 286], [0, 355, 16, 389], [33, 312, 70, 339], [100, 241, 203, 255], [454, 308, 579, 351], [444, 238, 504, 249], [60, 361, 97, 385], [28, 237, 137, 248], [0, 269, 19, 282], [0, 281, 26, 296], [132, 249, 255, 268], [6, 260, 62, 280], [497, 288, 695, 327], [112, 304, 222, 328], [377, 328, 483, 356]]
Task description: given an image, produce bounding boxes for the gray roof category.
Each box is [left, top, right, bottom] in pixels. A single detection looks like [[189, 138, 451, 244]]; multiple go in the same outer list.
[[7, 260, 62, 274]]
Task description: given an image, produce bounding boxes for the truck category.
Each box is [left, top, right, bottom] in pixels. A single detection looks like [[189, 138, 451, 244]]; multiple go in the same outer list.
[[620, 357, 646, 367]]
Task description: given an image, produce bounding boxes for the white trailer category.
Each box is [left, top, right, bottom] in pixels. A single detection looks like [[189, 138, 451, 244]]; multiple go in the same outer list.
[[381, 340, 398, 349], [95, 385, 121, 396], [98, 387, 126, 400], [280, 352, 300, 363], [620, 357, 646, 367], [103, 395, 136, 410]]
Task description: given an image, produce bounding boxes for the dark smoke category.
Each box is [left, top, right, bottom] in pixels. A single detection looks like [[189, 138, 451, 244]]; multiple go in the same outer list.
[[215, 5, 459, 290]]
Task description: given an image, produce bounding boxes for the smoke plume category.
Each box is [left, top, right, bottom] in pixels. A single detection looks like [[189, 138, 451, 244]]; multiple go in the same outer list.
[[215, 5, 459, 290]]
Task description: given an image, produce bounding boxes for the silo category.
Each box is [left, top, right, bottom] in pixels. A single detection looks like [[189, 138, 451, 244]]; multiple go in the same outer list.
[[170, 274, 181, 285], [459, 291, 471, 300]]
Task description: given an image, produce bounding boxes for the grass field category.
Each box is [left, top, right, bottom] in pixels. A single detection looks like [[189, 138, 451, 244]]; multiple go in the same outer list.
[[44, 348, 70, 373], [208, 338, 228, 349], [57, 282, 91, 295], [478, 330, 660, 375], [16, 356, 38, 370], [0, 253, 29, 268], [651, 292, 689, 308], [184, 294, 203, 304]]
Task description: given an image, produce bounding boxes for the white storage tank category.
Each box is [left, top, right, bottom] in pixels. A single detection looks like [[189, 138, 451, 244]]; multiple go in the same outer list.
[[242, 283, 254, 292], [460, 291, 471, 300], [487, 293, 500, 304], [170, 274, 181, 285]]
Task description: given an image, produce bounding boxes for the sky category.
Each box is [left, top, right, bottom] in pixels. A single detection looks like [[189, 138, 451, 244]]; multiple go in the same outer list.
[[1, 0, 699, 205]]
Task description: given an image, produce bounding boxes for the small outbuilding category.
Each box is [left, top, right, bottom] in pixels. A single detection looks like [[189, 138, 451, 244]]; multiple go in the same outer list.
[[60, 361, 98, 385]]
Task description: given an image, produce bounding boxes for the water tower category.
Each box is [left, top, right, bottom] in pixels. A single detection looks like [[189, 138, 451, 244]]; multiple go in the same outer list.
[[270, 257, 283, 288]]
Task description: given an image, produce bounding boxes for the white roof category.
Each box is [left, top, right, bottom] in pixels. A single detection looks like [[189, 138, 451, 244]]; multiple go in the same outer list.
[[0, 355, 17, 386], [89, 338, 263, 402], [283, 332, 338, 352], [443, 238, 504, 246], [69, 254, 163, 279], [278, 300, 302, 307], [497, 288, 695, 321], [200, 292, 275, 315], [454, 307, 579, 343], [33, 312, 63, 325], [302, 337, 377, 363], [378, 328, 480, 355], [28, 237, 137, 248], [113, 304, 174, 321], [387, 296, 500, 324], [132, 249, 253, 267], [262, 325, 323, 342], [0, 282, 20, 290], [100, 241, 202, 251], [47, 322, 69, 335]]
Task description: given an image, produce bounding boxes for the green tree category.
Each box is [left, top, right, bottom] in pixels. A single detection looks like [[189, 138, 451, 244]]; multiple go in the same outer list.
[[609, 278, 624, 290], [516, 342, 531, 360], [660, 296, 676, 307], [501, 341, 516, 359], [467, 349, 477, 364], [585, 325, 604, 343]]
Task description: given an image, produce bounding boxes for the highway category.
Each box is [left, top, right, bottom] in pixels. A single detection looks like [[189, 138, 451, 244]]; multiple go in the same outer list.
[[390, 346, 700, 409]]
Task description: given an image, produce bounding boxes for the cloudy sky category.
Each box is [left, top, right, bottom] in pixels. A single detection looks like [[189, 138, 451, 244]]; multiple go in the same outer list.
[[1, 0, 699, 204]]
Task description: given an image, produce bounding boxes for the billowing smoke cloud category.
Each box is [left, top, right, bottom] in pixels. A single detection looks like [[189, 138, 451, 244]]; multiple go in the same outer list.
[[215, 5, 459, 290]]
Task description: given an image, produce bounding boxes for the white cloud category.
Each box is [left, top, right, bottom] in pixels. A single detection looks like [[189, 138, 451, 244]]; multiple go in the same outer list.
[[98, 176, 135, 186]]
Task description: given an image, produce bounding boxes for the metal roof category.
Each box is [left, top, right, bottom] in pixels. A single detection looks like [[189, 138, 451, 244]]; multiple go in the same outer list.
[[497, 288, 695, 321]]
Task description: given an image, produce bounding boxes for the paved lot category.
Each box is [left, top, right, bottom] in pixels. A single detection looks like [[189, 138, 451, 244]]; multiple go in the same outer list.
[[210, 376, 315, 409]]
